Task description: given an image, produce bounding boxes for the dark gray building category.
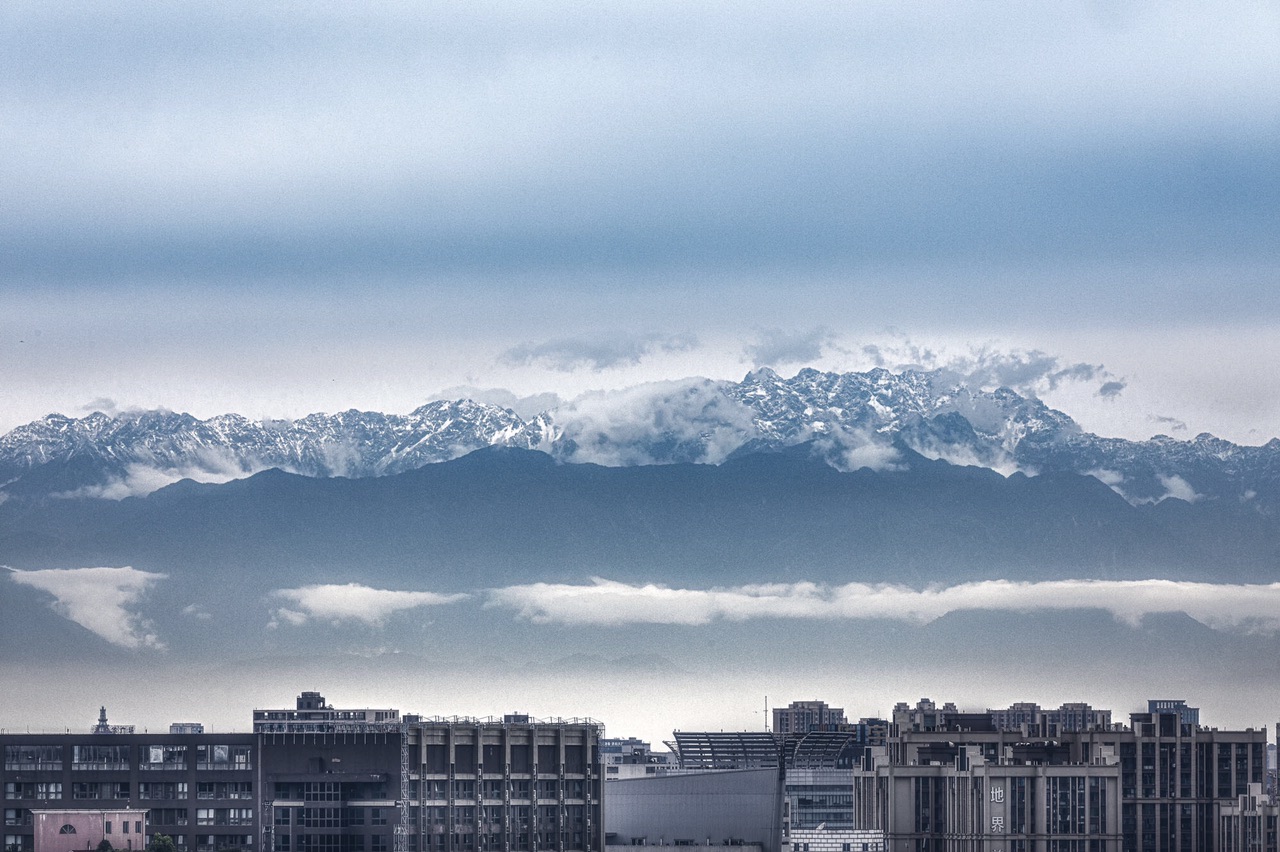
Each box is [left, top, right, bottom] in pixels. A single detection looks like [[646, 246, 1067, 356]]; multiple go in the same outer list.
[[402, 715, 603, 852], [3, 729, 257, 852]]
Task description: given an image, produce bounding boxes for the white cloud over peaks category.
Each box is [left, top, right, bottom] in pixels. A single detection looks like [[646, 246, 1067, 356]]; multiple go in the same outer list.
[[486, 578, 1280, 633], [1157, 474, 1203, 504], [861, 339, 1119, 400], [55, 452, 277, 500], [6, 566, 166, 649], [552, 379, 759, 466], [269, 583, 468, 628]]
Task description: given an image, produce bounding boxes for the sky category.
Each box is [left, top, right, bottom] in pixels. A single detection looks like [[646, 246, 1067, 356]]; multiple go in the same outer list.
[[3, 1, 1280, 737], [1, 0, 1279, 443]]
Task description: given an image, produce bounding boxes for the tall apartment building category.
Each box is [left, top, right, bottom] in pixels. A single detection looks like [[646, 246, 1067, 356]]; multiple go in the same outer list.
[[889, 699, 958, 733], [988, 702, 1112, 735], [772, 702, 847, 736]]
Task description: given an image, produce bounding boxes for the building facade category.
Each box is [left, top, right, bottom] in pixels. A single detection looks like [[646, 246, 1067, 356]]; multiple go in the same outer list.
[[402, 715, 603, 852], [3, 731, 256, 852], [774, 704, 848, 737]]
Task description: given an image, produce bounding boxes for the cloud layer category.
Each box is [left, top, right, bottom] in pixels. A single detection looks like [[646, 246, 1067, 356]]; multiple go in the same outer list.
[[486, 577, 1280, 633], [7, 566, 166, 648], [270, 583, 468, 628]]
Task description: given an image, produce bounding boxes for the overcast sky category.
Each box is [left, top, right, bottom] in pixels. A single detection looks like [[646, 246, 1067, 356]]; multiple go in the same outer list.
[[2, 0, 1279, 442]]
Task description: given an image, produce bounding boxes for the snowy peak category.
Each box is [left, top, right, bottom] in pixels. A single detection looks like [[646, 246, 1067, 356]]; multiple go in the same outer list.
[[0, 368, 1277, 510]]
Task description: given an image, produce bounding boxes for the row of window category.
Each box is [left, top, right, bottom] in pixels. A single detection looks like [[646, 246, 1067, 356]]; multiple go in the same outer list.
[[275, 834, 389, 852], [407, 780, 589, 800], [197, 809, 253, 826], [3, 745, 253, 771], [275, 808, 388, 828], [4, 781, 253, 802], [3, 834, 252, 851]]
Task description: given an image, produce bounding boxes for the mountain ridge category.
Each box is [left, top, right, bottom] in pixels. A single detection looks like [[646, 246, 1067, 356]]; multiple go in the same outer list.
[[1, 367, 1276, 510]]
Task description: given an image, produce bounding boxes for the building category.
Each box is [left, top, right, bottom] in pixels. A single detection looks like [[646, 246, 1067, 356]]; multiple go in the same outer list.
[[889, 700, 957, 734], [401, 714, 603, 852], [253, 694, 400, 735], [259, 726, 400, 852], [3, 718, 257, 852], [30, 808, 149, 852], [988, 702, 1113, 735], [1147, 701, 1199, 728], [852, 745, 1123, 851], [599, 740, 677, 781], [773, 704, 848, 737], [1218, 783, 1280, 852], [865, 704, 1268, 851], [604, 769, 782, 852]]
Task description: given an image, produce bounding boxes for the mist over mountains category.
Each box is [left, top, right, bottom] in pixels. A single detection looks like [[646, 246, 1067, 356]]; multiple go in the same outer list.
[[4, 366, 1280, 729], [2, 367, 1278, 510]]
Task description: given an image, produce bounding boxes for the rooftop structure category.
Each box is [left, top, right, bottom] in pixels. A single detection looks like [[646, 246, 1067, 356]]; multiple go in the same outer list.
[[252, 691, 400, 733]]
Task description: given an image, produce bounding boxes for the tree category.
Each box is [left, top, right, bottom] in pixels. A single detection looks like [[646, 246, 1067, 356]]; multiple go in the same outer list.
[[147, 836, 176, 852], [96, 840, 114, 852]]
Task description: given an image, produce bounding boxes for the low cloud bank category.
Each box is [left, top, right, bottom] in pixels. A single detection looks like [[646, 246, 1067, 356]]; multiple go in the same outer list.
[[55, 452, 276, 500], [6, 566, 166, 648], [486, 577, 1280, 633], [270, 583, 468, 627]]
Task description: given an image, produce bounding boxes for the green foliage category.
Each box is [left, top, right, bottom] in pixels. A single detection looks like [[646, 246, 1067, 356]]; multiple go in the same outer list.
[[96, 840, 114, 852], [147, 836, 176, 852]]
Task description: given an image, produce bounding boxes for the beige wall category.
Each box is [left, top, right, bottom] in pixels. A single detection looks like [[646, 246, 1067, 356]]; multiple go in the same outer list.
[[31, 810, 148, 852]]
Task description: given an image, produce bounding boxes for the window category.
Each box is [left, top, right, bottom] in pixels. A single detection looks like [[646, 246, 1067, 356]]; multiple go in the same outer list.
[[59, 825, 77, 835], [3, 746, 62, 771], [197, 811, 214, 826], [73, 745, 130, 769], [106, 822, 113, 835], [4, 809, 30, 827], [145, 745, 188, 769], [135, 822, 142, 834], [371, 809, 386, 826], [35, 783, 61, 801], [196, 745, 250, 769], [123, 820, 130, 835]]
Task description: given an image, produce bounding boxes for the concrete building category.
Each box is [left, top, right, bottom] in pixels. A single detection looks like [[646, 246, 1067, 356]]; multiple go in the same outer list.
[[1218, 783, 1280, 852], [30, 808, 149, 852], [871, 704, 1268, 851], [402, 715, 603, 852], [1147, 702, 1199, 728], [988, 702, 1112, 735], [852, 745, 1123, 851], [259, 728, 400, 852], [773, 704, 847, 737], [889, 701, 957, 734]]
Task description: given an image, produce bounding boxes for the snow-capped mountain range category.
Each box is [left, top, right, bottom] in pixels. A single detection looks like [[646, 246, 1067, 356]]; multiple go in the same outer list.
[[2, 366, 1277, 508]]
